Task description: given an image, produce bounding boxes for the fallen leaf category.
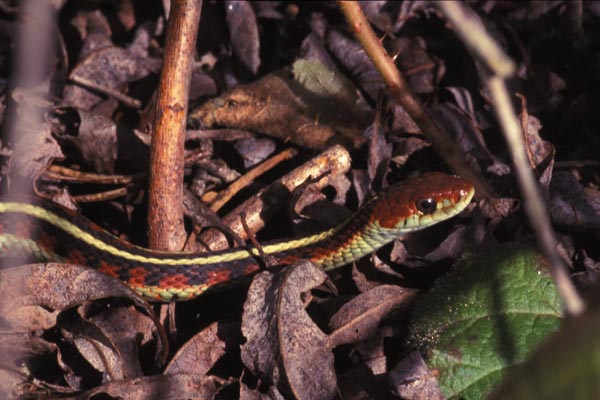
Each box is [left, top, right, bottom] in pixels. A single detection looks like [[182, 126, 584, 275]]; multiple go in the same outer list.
[[241, 261, 337, 399]]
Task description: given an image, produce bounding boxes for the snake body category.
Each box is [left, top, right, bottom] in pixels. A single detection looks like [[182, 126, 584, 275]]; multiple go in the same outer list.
[[0, 173, 474, 301]]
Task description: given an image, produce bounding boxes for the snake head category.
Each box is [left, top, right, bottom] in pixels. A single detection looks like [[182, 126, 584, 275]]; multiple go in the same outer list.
[[374, 172, 475, 231]]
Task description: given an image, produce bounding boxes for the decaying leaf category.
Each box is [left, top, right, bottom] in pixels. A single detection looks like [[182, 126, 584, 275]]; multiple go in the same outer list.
[[241, 261, 337, 399], [549, 171, 600, 230], [329, 285, 417, 348], [225, 0, 260, 74], [51, 108, 150, 174], [165, 321, 239, 376], [0, 263, 167, 372], [64, 43, 161, 111], [189, 61, 373, 149], [79, 373, 220, 400], [389, 351, 444, 400]]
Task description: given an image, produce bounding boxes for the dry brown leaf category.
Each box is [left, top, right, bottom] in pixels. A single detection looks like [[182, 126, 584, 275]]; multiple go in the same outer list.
[[0, 263, 167, 364], [0, 334, 58, 370], [2, 304, 58, 332], [79, 373, 220, 400], [430, 103, 510, 177], [10, 105, 64, 181], [189, 68, 372, 149], [389, 351, 444, 400], [234, 137, 276, 169], [241, 261, 337, 399], [84, 305, 155, 378], [522, 114, 555, 189], [64, 45, 160, 111], [62, 315, 126, 380], [52, 109, 149, 173], [165, 321, 240, 376], [329, 285, 417, 348], [225, 0, 260, 74], [550, 171, 600, 230]]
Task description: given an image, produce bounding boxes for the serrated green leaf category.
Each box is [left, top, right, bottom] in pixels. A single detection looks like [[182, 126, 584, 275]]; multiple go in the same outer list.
[[489, 309, 600, 400], [409, 245, 564, 399]]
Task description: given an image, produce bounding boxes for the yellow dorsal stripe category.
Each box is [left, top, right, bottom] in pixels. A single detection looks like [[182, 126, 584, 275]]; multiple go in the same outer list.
[[0, 202, 336, 266]]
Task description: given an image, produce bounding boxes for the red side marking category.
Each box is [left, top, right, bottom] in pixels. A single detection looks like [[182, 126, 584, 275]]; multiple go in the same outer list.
[[128, 266, 149, 287], [37, 232, 58, 253], [158, 273, 189, 290], [205, 268, 232, 286], [276, 254, 301, 265], [243, 263, 261, 276], [65, 248, 87, 266], [98, 261, 120, 278]]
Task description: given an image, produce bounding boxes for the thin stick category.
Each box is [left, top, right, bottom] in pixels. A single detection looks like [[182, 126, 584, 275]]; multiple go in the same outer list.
[[337, 1, 491, 197], [197, 145, 351, 252], [69, 75, 142, 108], [438, 1, 584, 316], [148, 0, 202, 251], [208, 148, 298, 212]]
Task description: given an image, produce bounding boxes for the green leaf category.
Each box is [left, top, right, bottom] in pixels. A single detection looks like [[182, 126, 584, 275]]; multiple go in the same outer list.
[[408, 245, 563, 399], [489, 309, 600, 399]]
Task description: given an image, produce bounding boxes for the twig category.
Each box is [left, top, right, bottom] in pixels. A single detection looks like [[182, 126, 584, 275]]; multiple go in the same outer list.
[[148, 0, 202, 251], [437, 1, 584, 316], [72, 188, 129, 203], [337, 1, 491, 197], [196, 145, 351, 252], [208, 148, 298, 212], [43, 165, 141, 185], [69, 75, 142, 108]]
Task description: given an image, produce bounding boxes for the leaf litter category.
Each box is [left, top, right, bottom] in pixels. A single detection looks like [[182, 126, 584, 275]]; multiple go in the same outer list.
[[0, 1, 599, 399]]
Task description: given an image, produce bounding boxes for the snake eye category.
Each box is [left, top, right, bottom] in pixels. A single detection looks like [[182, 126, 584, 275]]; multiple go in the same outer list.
[[416, 198, 437, 214]]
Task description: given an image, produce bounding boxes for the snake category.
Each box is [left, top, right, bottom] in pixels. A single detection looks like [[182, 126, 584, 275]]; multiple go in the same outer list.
[[0, 172, 474, 302]]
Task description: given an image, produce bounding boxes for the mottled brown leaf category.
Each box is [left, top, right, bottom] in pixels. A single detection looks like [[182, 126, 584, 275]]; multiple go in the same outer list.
[[83, 305, 155, 379], [522, 114, 555, 189], [64, 46, 160, 111], [365, 117, 392, 189], [392, 36, 444, 94], [240, 382, 287, 400], [391, 136, 429, 168], [74, 10, 113, 59], [241, 261, 336, 400], [225, 0, 260, 74], [0, 263, 167, 363], [63, 316, 125, 380], [326, 30, 382, 101], [329, 285, 417, 347], [389, 351, 444, 400], [10, 97, 64, 181], [189, 65, 372, 149], [80, 373, 219, 400], [53, 109, 149, 173], [1, 304, 58, 332], [430, 103, 510, 177], [234, 137, 276, 168], [0, 334, 58, 370], [549, 171, 600, 230], [166, 321, 239, 376]]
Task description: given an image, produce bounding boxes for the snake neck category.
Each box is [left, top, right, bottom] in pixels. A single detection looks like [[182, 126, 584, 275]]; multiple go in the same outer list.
[[276, 201, 400, 270]]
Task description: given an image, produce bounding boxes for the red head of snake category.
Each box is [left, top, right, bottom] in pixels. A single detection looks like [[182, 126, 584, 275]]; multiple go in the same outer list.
[[373, 172, 475, 231]]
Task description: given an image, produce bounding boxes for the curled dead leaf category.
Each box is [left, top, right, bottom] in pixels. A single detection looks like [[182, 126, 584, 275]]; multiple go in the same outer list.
[[329, 285, 418, 348], [241, 261, 337, 400]]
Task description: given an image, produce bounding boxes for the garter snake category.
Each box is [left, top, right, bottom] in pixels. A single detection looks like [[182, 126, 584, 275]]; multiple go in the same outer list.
[[0, 172, 474, 301]]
